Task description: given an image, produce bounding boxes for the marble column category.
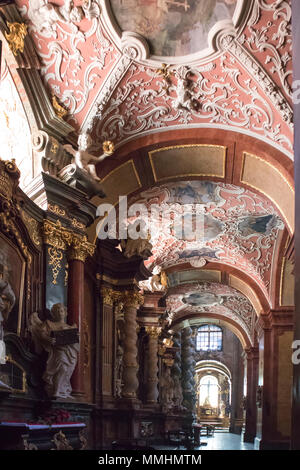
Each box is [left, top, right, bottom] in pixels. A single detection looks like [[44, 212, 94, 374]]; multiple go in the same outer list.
[[67, 237, 95, 399], [121, 290, 144, 399], [145, 326, 161, 404], [181, 326, 196, 414], [244, 346, 259, 443], [171, 330, 183, 409]]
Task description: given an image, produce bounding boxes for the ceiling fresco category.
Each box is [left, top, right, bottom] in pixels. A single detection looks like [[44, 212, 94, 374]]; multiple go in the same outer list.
[[12, 0, 293, 158], [165, 281, 255, 343], [128, 180, 284, 298], [110, 0, 237, 57]]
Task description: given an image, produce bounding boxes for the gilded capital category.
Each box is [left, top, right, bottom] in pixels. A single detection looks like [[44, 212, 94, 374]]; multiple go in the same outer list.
[[122, 291, 144, 308], [145, 326, 162, 339], [101, 287, 114, 306], [67, 235, 95, 262], [43, 219, 70, 250]]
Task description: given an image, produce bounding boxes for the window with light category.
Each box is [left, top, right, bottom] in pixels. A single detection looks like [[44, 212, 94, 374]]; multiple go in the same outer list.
[[196, 324, 222, 351]]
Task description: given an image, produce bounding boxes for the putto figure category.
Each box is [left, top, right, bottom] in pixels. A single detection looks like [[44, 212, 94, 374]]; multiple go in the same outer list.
[[30, 303, 79, 399], [64, 133, 114, 183]]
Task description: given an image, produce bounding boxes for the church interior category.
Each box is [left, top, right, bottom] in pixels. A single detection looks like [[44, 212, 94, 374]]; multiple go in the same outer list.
[[0, 0, 299, 452]]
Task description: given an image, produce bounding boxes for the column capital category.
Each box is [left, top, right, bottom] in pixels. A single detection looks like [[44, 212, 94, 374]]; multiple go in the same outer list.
[[43, 219, 95, 262], [122, 290, 144, 308], [67, 235, 95, 262], [245, 346, 259, 361], [145, 326, 162, 338], [101, 286, 114, 306]]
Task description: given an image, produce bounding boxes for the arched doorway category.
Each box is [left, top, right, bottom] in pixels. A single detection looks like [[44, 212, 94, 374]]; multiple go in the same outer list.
[[195, 360, 232, 427]]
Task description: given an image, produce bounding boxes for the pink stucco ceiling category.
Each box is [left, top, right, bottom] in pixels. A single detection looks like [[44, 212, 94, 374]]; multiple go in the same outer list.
[[13, 0, 292, 157]]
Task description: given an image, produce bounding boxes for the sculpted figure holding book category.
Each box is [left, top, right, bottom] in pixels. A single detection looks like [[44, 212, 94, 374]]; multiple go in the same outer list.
[[30, 304, 79, 399]]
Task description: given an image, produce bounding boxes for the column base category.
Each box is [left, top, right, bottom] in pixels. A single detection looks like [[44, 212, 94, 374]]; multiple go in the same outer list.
[[254, 437, 290, 450], [243, 431, 255, 443], [70, 391, 86, 402]]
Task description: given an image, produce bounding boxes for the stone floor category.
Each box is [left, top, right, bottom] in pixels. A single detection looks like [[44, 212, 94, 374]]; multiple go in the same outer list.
[[199, 432, 254, 450], [153, 432, 254, 451]]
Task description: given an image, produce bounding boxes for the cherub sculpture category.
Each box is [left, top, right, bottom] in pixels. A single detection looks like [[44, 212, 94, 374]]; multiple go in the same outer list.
[[30, 303, 79, 399], [64, 133, 114, 183], [139, 265, 167, 293]]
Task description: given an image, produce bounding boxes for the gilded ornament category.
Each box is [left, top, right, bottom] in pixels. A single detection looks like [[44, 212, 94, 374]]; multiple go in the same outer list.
[[101, 287, 114, 306], [122, 291, 144, 308], [48, 246, 63, 285], [67, 235, 95, 262], [102, 140, 115, 156], [163, 337, 173, 348], [52, 95, 68, 120], [4, 22, 27, 56], [21, 211, 41, 247], [157, 63, 173, 81], [71, 218, 85, 230], [145, 326, 162, 338], [51, 431, 73, 451]]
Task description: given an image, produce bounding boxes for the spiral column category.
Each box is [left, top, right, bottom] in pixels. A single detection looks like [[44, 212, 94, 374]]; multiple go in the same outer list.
[[171, 330, 183, 409], [145, 326, 161, 404], [121, 290, 144, 399], [181, 326, 196, 413]]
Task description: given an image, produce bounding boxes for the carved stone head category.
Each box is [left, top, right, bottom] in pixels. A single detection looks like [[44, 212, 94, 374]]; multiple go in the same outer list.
[[51, 303, 67, 323]]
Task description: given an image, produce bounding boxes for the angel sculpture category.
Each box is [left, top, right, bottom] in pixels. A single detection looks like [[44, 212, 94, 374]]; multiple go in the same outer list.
[[30, 304, 79, 399], [64, 133, 114, 183]]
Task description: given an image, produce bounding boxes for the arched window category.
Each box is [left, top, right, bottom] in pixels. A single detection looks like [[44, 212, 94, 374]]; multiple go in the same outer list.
[[196, 324, 222, 351]]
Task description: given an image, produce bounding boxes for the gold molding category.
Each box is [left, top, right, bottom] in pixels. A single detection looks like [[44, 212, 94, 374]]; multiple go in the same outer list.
[[240, 152, 294, 194], [101, 159, 142, 188], [148, 144, 226, 182]]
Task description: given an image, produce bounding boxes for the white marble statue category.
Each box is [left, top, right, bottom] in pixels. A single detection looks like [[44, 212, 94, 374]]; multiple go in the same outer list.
[[173, 78, 195, 111], [64, 133, 113, 182], [139, 265, 167, 293], [27, 0, 99, 35], [30, 303, 79, 399]]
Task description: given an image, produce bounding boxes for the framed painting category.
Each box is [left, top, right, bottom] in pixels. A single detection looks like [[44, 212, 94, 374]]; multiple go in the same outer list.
[[0, 233, 25, 335]]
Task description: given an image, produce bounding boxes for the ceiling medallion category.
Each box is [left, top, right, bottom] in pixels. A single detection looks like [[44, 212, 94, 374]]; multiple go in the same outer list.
[[101, 0, 251, 64]]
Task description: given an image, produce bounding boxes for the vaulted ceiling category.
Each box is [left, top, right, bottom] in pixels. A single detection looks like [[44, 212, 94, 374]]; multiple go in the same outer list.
[[0, 0, 295, 343], [13, 0, 292, 157]]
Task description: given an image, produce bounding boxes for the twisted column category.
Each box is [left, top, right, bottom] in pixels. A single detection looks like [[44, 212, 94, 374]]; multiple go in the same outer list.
[[121, 291, 144, 399], [171, 330, 183, 409], [145, 326, 161, 403], [181, 326, 196, 413]]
